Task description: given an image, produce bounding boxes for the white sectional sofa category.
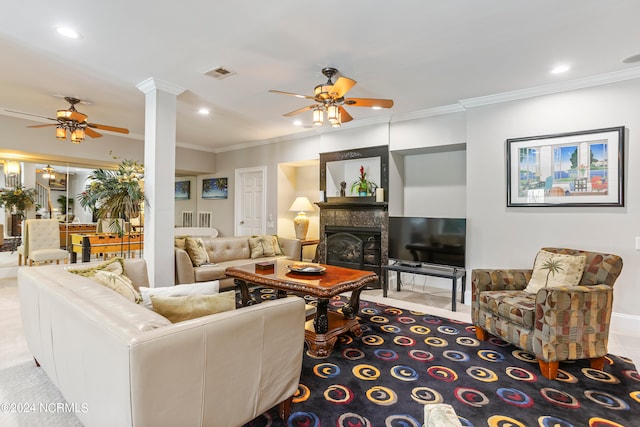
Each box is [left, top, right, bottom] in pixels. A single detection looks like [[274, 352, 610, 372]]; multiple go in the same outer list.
[[18, 258, 305, 427]]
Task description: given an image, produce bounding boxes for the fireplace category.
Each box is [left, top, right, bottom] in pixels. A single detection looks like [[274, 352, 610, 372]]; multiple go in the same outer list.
[[317, 201, 388, 289], [325, 226, 381, 270]]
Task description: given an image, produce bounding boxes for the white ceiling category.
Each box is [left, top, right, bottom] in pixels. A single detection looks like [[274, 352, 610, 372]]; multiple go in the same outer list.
[[1, 1, 640, 153]]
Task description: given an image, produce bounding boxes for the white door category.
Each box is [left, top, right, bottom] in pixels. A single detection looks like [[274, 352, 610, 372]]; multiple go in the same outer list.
[[234, 167, 266, 236]]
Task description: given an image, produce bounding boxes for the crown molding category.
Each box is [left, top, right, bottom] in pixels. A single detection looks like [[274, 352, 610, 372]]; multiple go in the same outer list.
[[459, 67, 640, 108], [390, 104, 466, 123], [136, 77, 185, 96]]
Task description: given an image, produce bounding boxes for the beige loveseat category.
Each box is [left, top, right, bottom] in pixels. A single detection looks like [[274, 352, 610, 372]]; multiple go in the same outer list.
[[18, 259, 305, 427], [175, 235, 301, 290]]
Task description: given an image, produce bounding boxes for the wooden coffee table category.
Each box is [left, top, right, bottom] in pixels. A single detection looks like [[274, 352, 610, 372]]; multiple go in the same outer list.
[[226, 259, 377, 358]]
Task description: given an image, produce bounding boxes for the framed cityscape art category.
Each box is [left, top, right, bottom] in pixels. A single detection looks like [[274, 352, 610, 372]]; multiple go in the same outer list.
[[506, 126, 624, 207], [202, 177, 228, 200]]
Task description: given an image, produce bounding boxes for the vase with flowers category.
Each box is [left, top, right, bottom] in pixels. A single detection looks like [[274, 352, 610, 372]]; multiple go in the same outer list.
[[350, 165, 377, 196], [0, 184, 36, 219]]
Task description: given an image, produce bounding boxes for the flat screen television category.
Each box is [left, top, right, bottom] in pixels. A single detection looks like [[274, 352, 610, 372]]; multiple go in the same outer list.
[[388, 217, 466, 268]]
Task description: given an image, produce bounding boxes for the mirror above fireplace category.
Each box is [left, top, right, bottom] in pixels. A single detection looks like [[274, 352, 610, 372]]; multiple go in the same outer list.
[[320, 145, 389, 203]]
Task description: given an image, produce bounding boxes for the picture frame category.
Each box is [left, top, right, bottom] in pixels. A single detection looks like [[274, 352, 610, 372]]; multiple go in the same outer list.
[[175, 181, 190, 200], [202, 177, 228, 200], [49, 177, 67, 192], [506, 126, 624, 207]]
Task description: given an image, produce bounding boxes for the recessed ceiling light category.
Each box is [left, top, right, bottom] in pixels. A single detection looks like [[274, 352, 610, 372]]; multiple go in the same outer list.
[[56, 26, 81, 39], [198, 108, 210, 115], [293, 120, 303, 126], [372, 106, 382, 110], [551, 64, 570, 74]]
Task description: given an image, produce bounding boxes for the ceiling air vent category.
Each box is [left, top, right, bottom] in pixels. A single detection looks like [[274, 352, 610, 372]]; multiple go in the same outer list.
[[205, 66, 236, 80]]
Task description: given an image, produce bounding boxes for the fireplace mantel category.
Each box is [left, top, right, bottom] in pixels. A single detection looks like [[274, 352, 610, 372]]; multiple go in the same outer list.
[[316, 201, 388, 210]]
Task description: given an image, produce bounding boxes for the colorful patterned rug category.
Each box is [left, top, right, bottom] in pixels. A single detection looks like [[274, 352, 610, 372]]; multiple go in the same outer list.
[[243, 289, 640, 427]]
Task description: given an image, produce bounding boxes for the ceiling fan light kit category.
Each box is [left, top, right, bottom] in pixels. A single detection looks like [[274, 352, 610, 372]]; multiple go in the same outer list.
[[6, 96, 129, 143], [270, 67, 393, 128]]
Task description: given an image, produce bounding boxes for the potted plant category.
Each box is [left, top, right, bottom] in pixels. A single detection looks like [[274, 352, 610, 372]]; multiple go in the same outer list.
[[57, 195, 74, 221], [78, 159, 144, 236], [0, 185, 36, 219], [350, 165, 377, 196]]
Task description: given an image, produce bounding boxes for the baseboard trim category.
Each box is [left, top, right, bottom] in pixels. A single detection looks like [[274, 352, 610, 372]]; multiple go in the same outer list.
[[610, 312, 640, 338]]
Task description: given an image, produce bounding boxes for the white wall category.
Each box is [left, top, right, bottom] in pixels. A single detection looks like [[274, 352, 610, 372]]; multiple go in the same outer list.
[[466, 78, 640, 333], [403, 149, 466, 218]]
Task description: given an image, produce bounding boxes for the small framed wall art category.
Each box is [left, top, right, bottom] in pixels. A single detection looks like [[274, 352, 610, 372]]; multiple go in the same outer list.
[[175, 181, 190, 200], [202, 177, 228, 200]]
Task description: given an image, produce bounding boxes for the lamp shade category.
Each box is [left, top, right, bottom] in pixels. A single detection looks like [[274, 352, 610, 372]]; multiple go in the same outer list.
[[289, 197, 314, 240], [289, 197, 314, 213]]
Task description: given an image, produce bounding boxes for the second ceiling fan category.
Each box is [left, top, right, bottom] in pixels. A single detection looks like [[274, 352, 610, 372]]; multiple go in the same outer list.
[[6, 96, 129, 143], [270, 67, 393, 127]]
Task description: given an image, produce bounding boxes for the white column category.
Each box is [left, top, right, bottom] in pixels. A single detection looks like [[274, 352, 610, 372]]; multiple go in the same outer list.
[[137, 78, 185, 287], [22, 162, 37, 219]]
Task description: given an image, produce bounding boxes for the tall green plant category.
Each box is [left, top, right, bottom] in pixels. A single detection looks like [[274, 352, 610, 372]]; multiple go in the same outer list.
[[78, 159, 144, 236]]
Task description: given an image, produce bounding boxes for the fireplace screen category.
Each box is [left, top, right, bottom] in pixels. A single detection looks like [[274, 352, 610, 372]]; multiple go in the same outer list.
[[325, 226, 381, 271]]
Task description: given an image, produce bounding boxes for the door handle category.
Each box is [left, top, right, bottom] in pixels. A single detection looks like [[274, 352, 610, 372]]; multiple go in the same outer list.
[[240, 221, 244, 224]]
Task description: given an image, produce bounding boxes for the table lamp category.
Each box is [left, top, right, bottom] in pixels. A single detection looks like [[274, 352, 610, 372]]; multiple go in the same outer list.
[[289, 196, 314, 240]]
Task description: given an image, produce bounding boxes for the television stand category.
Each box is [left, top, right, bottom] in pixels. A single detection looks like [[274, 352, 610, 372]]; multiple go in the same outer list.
[[382, 262, 466, 311], [398, 261, 421, 267]]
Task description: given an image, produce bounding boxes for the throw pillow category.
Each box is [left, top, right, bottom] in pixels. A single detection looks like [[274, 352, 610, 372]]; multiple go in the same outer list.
[[67, 256, 125, 277], [524, 249, 587, 294], [138, 281, 220, 309], [249, 235, 276, 259], [174, 236, 187, 250], [90, 270, 142, 303], [185, 237, 210, 266], [150, 290, 236, 323], [270, 235, 283, 256]]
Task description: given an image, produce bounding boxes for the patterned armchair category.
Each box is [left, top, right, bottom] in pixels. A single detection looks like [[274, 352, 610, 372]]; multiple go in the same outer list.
[[472, 247, 623, 380]]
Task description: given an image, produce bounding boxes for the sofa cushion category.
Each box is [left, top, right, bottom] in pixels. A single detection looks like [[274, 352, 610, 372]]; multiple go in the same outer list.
[[479, 290, 536, 329], [185, 237, 210, 266], [206, 236, 251, 263], [67, 256, 124, 277], [90, 270, 142, 304], [150, 290, 236, 323], [139, 281, 220, 309], [524, 250, 586, 294]]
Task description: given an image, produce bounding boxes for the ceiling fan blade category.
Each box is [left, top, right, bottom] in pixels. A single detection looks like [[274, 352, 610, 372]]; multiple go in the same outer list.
[[269, 90, 315, 100], [339, 106, 353, 123], [330, 77, 356, 99], [5, 109, 57, 121], [85, 128, 103, 138], [283, 105, 317, 117], [27, 124, 58, 128], [344, 98, 394, 108], [87, 123, 129, 134]]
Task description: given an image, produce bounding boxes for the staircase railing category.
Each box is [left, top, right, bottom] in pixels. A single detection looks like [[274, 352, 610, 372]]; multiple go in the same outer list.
[[35, 183, 51, 215]]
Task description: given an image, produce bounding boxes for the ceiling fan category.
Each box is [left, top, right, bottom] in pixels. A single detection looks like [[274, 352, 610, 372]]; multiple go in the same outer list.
[[5, 96, 129, 143], [269, 67, 393, 127]]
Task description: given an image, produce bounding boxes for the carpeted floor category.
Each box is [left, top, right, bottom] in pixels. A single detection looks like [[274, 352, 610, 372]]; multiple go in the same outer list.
[[2, 282, 639, 426], [247, 289, 640, 427]]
